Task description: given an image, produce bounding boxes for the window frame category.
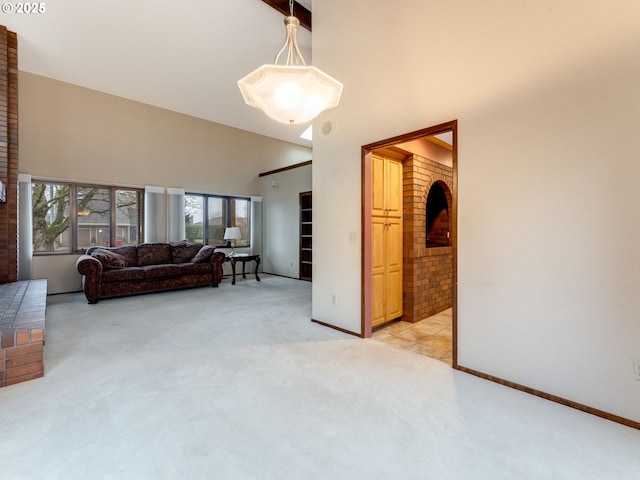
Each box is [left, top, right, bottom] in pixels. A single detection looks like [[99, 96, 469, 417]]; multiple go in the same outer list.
[[185, 192, 251, 248], [32, 180, 144, 255]]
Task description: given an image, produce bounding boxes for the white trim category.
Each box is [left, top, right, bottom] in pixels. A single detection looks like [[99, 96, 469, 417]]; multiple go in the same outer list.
[[145, 185, 165, 194], [24, 173, 144, 190]]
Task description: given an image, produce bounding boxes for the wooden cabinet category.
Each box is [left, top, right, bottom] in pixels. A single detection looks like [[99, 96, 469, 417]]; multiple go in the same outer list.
[[372, 153, 403, 217], [299, 191, 312, 281], [371, 154, 403, 327]]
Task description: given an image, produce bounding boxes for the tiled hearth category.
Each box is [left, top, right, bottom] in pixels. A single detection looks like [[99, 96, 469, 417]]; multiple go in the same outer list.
[[0, 280, 47, 387], [372, 308, 452, 365]]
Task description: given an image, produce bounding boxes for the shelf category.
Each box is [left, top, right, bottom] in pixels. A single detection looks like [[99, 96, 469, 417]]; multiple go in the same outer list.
[[300, 191, 312, 282]]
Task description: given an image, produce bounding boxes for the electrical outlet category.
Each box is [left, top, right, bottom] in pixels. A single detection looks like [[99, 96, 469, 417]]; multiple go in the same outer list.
[[331, 294, 337, 305], [634, 359, 640, 381]]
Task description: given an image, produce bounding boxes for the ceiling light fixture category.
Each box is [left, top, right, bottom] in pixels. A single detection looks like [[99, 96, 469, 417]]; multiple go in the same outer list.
[[238, 0, 343, 125]]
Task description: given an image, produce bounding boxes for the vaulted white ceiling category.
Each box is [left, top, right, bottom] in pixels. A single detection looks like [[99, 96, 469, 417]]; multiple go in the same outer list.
[[3, 0, 314, 146]]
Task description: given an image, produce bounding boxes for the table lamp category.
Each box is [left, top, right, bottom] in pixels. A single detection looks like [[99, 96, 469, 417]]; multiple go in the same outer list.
[[224, 227, 242, 256]]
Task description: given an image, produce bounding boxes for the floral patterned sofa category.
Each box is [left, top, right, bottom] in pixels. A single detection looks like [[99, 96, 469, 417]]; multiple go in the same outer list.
[[75, 241, 225, 304]]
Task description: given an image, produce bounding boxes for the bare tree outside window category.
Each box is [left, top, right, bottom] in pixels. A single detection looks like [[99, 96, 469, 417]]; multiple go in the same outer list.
[[32, 182, 71, 252], [32, 181, 143, 253], [116, 190, 140, 246], [185, 194, 204, 243], [77, 187, 110, 249]]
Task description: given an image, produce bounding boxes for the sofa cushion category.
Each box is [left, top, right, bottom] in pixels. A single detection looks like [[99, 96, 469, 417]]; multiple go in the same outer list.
[[141, 264, 181, 279], [178, 262, 211, 276], [191, 245, 215, 263], [171, 242, 203, 263], [91, 249, 128, 269], [110, 245, 138, 267], [102, 267, 145, 282], [137, 243, 172, 266]]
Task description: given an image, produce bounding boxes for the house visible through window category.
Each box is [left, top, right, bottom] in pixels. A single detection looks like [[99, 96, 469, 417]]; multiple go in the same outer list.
[[185, 193, 250, 247], [32, 180, 143, 253]]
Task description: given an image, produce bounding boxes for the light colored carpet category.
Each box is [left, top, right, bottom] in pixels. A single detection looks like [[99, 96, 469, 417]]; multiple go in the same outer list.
[[1, 275, 638, 479]]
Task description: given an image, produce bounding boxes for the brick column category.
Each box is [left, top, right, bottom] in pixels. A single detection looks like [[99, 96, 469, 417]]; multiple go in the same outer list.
[[0, 26, 18, 284], [402, 154, 453, 322]]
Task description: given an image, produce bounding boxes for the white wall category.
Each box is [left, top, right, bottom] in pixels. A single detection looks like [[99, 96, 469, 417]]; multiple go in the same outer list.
[[312, 0, 640, 422], [259, 164, 312, 278], [19, 73, 311, 293]]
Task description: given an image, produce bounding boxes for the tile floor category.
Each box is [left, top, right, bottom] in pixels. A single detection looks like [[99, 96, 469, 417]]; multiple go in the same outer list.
[[372, 308, 453, 365]]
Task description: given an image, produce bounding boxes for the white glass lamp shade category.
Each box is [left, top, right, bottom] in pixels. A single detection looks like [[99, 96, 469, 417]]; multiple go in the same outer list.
[[238, 65, 343, 125], [224, 227, 242, 241]]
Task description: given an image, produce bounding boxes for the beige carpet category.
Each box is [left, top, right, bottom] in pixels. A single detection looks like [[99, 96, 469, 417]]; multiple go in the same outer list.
[[0, 275, 638, 479]]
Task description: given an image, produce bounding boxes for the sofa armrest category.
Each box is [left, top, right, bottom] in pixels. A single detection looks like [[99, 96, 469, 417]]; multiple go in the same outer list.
[[210, 251, 225, 287], [76, 255, 103, 304], [76, 254, 102, 275]]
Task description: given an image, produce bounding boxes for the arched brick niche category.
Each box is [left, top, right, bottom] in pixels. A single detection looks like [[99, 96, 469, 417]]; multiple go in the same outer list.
[[402, 155, 453, 322], [425, 180, 452, 247]]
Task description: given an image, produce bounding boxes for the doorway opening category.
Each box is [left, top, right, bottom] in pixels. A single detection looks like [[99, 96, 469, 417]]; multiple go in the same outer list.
[[362, 121, 458, 367]]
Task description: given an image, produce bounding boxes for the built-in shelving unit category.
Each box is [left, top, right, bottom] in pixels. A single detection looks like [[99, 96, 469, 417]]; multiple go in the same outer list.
[[300, 191, 312, 281]]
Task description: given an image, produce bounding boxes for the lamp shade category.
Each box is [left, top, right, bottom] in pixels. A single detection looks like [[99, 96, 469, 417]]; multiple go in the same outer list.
[[238, 65, 343, 125], [223, 227, 242, 241]]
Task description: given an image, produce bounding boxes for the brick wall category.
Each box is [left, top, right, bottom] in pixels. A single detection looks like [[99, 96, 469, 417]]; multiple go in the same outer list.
[[0, 26, 18, 284], [0, 26, 36, 388], [402, 154, 453, 323]]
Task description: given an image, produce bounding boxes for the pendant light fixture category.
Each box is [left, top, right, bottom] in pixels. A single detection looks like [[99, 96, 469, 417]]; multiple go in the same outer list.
[[238, 0, 343, 125]]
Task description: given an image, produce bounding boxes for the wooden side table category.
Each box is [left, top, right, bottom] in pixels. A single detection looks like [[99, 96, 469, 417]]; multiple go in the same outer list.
[[229, 254, 261, 285]]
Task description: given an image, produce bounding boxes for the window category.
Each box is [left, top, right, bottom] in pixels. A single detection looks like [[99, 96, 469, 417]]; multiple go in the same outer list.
[[207, 196, 227, 245], [185, 193, 250, 247], [32, 180, 143, 254], [32, 182, 70, 252], [230, 197, 250, 247]]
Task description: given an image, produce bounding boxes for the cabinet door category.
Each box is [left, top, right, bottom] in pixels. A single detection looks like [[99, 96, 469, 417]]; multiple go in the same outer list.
[[371, 154, 386, 217], [371, 216, 387, 327], [386, 217, 403, 320], [371, 154, 403, 217], [385, 159, 403, 217], [371, 216, 403, 327]]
